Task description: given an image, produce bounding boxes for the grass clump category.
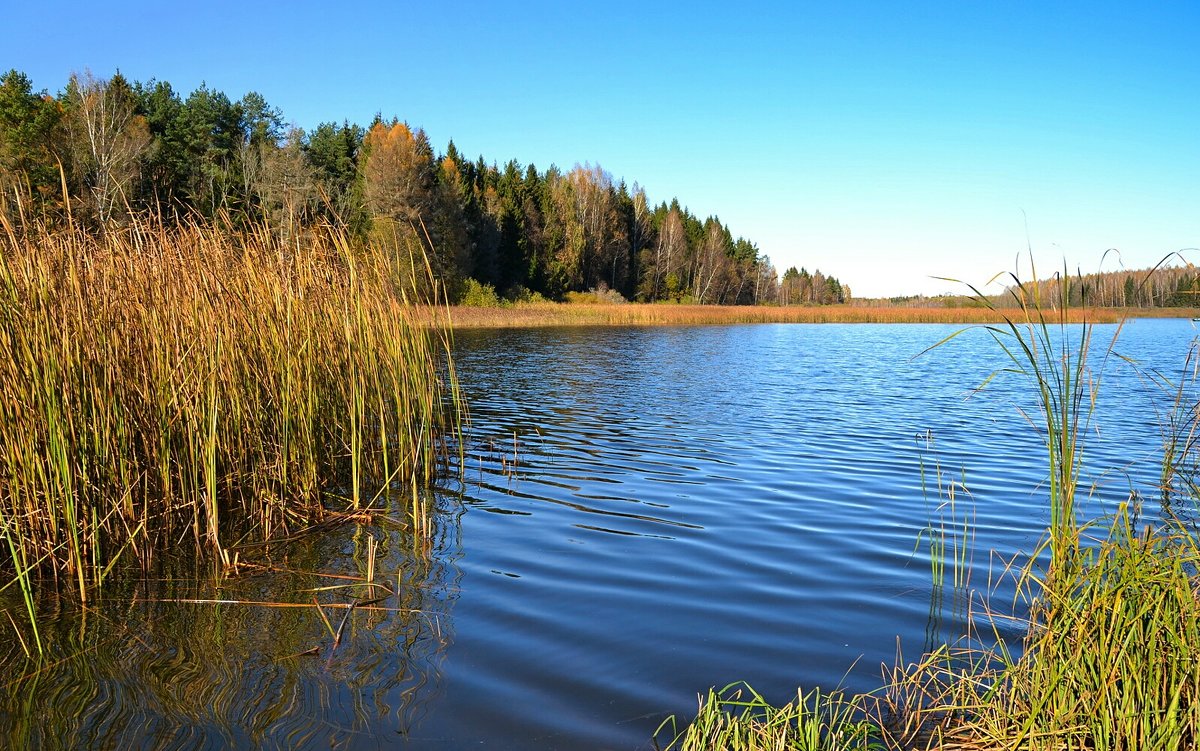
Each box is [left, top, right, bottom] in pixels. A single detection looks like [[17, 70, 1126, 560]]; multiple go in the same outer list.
[[0, 214, 462, 615], [657, 682, 878, 751], [665, 517, 1200, 751], [936, 508, 1200, 749]]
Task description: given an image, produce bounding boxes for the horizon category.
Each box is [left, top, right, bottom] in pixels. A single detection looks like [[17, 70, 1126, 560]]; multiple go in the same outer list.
[[6, 1, 1197, 298]]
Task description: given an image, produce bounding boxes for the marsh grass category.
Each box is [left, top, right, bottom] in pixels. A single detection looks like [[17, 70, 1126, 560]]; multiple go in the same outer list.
[[0, 214, 463, 645], [1135, 338, 1200, 516], [659, 264, 1200, 750], [656, 683, 878, 751], [918, 506, 1200, 750], [923, 264, 1120, 570], [444, 302, 1116, 329], [917, 456, 978, 649]]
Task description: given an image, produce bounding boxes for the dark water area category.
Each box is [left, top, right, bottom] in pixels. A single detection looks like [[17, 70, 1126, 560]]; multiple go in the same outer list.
[[3, 319, 1197, 749]]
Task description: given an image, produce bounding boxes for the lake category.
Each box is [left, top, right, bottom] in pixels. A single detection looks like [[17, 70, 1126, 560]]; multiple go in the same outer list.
[[2, 319, 1196, 749]]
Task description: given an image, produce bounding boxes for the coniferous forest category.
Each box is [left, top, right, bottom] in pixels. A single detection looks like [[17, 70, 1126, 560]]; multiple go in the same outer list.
[[0, 68, 852, 306]]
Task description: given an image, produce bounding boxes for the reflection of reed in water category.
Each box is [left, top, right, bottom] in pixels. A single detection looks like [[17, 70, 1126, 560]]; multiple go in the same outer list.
[[0, 492, 464, 749]]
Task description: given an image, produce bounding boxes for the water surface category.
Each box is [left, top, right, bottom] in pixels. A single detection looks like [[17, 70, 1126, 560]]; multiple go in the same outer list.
[[3, 319, 1195, 749]]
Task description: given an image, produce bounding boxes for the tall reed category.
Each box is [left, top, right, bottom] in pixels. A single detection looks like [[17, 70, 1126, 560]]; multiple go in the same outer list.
[[925, 265, 1120, 570], [0, 214, 463, 614], [1138, 338, 1200, 514]]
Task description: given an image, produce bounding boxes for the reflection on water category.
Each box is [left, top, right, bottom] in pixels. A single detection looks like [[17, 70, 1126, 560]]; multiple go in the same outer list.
[[2, 320, 1196, 750], [0, 498, 462, 750]]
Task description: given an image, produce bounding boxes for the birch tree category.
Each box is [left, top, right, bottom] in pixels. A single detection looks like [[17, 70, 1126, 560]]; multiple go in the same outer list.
[[642, 206, 687, 301], [257, 128, 317, 240], [64, 70, 150, 226]]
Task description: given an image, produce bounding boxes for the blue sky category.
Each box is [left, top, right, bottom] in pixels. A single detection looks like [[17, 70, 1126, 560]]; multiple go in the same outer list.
[[6, 1, 1197, 297]]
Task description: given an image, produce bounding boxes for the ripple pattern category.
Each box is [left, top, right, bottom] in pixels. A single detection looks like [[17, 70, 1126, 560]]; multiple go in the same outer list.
[[3, 319, 1196, 750]]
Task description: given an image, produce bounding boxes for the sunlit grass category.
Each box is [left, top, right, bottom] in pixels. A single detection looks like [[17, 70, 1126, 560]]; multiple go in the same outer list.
[[0, 214, 463, 643], [443, 302, 1117, 328], [657, 683, 877, 751], [924, 508, 1200, 749]]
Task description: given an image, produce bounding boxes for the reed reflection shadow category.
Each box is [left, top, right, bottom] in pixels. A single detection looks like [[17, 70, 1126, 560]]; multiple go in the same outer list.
[[0, 491, 464, 750]]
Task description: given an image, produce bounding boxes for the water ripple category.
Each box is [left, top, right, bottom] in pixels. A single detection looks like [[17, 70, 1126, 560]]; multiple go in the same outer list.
[[436, 320, 1196, 748], [5, 320, 1196, 750]]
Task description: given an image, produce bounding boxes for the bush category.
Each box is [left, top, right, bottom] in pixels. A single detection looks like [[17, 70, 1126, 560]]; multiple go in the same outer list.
[[506, 285, 550, 304], [564, 283, 628, 305], [458, 277, 503, 307]]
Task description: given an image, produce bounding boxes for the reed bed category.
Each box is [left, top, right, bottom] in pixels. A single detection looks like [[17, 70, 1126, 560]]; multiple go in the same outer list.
[[908, 509, 1200, 750], [1118, 306, 1200, 319], [0, 215, 462, 613], [443, 302, 1116, 329]]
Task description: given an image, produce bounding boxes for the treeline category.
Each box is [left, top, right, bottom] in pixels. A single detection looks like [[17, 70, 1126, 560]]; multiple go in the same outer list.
[[980, 265, 1199, 309], [1013, 265, 1200, 308], [849, 265, 1200, 310], [780, 266, 850, 305], [0, 68, 850, 305]]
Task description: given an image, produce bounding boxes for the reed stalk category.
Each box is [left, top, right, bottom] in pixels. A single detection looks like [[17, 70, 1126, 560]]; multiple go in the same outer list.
[[924, 263, 1120, 573]]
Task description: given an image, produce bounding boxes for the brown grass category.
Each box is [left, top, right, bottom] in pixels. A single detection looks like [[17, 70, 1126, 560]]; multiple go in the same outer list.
[[0, 215, 463, 616], [443, 302, 1120, 328], [1117, 306, 1200, 319]]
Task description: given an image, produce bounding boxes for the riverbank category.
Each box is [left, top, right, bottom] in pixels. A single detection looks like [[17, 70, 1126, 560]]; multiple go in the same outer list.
[[443, 302, 1143, 328]]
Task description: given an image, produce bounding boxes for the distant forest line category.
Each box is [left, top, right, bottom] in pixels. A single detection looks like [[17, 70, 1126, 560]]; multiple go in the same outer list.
[[0, 68, 850, 306], [862, 261, 1200, 310]]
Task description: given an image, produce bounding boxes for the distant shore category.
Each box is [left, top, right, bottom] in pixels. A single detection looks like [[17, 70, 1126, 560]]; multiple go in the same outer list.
[[436, 303, 1197, 329]]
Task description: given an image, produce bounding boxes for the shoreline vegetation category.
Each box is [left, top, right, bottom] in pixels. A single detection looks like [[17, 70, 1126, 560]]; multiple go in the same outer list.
[[658, 273, 1200, 749], [3, 65, 1195, 322], [0, 67, 849, 310], [440, 301, 1160, 328], [0, 214, 463, 648]]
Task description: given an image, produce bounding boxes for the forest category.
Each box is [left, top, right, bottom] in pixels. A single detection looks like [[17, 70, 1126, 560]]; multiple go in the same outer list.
[[0, 68, 850, 306]]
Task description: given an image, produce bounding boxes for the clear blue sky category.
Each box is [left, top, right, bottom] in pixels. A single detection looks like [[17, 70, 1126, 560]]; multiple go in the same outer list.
[[6, 1, 1197, 297]]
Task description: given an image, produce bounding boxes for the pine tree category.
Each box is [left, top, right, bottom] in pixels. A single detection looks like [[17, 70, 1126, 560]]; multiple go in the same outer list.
[[0, 69, 64, 214]]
